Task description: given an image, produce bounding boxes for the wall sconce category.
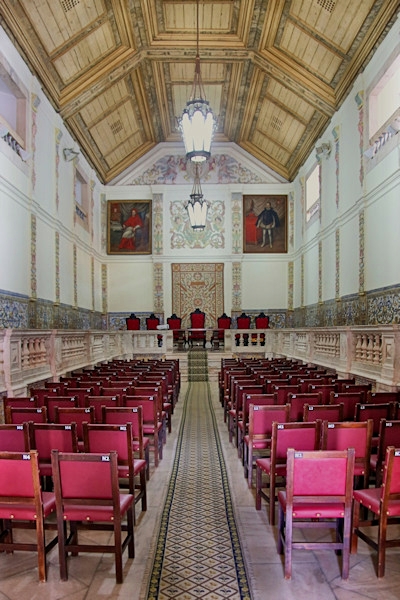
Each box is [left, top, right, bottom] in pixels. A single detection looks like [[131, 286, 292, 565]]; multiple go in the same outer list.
[[316, 142, 331, 159], [63, 148, 79, 161]]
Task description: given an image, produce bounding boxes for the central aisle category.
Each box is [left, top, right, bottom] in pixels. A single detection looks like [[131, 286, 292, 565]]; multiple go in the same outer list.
[[144, 381, 250, 599]]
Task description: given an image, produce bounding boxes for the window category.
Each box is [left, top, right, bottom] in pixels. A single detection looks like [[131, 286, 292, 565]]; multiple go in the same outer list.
[[74, 167, 90, 232], [0, 56, 28, 160], [369, 53, 400, 138], [305, 163, 320, 222], [365, 51, 400, 158]]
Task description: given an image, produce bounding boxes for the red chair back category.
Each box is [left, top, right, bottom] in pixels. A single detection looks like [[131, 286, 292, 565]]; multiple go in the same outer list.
[[126, 316, 140, 330], [237, 315, 251, 328], [85, 395, 120, 423], [44, 395, 78, 422], [303, 402, 344, 423], [5, 406, 47, 424], [255, 315, 269, 328], [146, 315, 160, 330], [287, 392, 322, 421], [0, 423, 30, 451], [321, 420, 373, 487], [273, 421, 321, 461]]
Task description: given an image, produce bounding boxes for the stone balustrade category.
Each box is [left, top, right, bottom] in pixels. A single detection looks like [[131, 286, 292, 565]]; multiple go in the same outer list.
[[0, 325, 398, 396]]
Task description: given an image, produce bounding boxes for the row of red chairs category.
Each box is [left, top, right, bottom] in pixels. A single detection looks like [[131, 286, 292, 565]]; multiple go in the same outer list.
[[0, 357, 181, 583], [219, 357, 400, 580]]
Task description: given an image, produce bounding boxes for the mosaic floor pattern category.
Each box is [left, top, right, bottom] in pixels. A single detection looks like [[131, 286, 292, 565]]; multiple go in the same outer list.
[[146, 382, 250, 599]]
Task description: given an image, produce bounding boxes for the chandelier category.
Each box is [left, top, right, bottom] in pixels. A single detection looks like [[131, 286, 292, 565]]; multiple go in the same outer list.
[[178, 0, 216, 163], [185, 164, 208, 230]]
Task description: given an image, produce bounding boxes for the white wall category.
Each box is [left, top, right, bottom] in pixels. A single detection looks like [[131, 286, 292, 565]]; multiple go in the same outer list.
[[0, 14, 399, 325]]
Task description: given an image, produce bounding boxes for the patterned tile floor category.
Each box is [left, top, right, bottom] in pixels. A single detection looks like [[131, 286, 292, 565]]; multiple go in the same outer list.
[[1, 381, 400, 599]]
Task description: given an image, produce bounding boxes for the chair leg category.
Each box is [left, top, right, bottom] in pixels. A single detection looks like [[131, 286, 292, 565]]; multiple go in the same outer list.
[[269, 473, 276, 525], [377, 515, 387, 577], [247, 446, 253, 488], [114, 521, 123, 584], [277, 503, 284, 555], [36, 517, 47, 583], [255, 464, 262, 510], [341, 516, 351, 580], [284, 510, 293, 579], [351, 500, 360, 553]]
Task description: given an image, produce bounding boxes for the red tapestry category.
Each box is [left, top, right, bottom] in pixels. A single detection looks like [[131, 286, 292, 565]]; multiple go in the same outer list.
[[172, 264, 224, 329]]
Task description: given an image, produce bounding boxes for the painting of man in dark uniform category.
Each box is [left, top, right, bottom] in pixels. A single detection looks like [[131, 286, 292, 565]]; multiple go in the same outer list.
[[243, 195, 287, 253]]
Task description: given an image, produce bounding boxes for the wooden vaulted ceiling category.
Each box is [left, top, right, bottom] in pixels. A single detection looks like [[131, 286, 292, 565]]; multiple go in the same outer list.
[[0, 0, 398, 183]]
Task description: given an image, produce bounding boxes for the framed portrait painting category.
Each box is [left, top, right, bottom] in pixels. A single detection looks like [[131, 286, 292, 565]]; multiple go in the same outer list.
[[243, 195, 287, 253], [107, 200, 152, 254]]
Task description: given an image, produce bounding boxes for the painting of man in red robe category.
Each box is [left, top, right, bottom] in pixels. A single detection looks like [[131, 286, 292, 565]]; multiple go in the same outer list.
[[107, 200, 152, 254], [118, 208, 143, 250]]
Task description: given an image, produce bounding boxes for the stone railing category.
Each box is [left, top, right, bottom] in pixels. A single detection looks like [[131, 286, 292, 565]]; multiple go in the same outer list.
[[258, 325, 399, 391], [0, 325, 398, 395]]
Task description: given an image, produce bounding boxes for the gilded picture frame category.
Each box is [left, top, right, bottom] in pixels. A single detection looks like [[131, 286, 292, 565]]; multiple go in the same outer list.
[[243, 195, 287, 253], [107, 200, 152, 254]]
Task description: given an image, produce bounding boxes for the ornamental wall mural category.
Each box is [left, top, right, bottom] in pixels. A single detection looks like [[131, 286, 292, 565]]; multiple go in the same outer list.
[[171, 263, 224, 329], [170, 199, 225, 249], [130, 154, 265, 186]]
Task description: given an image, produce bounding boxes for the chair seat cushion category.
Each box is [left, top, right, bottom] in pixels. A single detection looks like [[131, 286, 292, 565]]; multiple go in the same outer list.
[[256, 457, 286, 476], [278, 491, 346, 518], [353, 487, 400, 517], [62, 493, 134, 521], [0, 491, 56, 519], [244, 435, 270, 450], [117, 459, 146, 478], [133, 438, 149, 451]]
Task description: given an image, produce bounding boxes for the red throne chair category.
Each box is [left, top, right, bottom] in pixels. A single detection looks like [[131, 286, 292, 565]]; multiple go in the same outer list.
[[167, 314, 185, 348], [255, 312, 269, 328], [146, 314, 162, 347], [255, 312, 269, 346], [236, 312, 251, 346], [126, 313, 140, 330], [212, 313, 231, 349], [146, 313, 160, 330], [188, 309, 206, 347]]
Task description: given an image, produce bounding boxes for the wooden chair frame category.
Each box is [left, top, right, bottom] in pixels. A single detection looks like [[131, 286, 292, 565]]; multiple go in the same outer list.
[[255, 421, 322, 525], [277, 448, 355, 580], [352, 446, 400, 578], [51, 449, 135, 584], [0, 450, 57, 582]]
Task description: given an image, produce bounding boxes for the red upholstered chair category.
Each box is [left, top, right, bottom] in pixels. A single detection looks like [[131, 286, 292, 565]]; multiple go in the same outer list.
[[5, 406, 48, 424], [236, 312, 251, 329], [126, 313, 140, 330], [83, 422, 147, 520], [188, 308, 206, 347], [243, 403, 290, 488], [370, 419, 400, 486], [28, 422, 79, 483], [212, 313, 231, 347], [255, 421, 322, 525], [303, 402, 344, 423], [0, 422, 30, 451], [167, 313, 185, 346], [352, 446, 400, 578], [278, 448, 355, 580], [255, 312, 269, 329], [235, 313, 251, 347], [321, 420, 373, 489], [51, 449, 135, 584], [101, 405, 150, 481], [146, 313, 160, 329], [0, 450, 57, 582], [2, 396, 38, 410]]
